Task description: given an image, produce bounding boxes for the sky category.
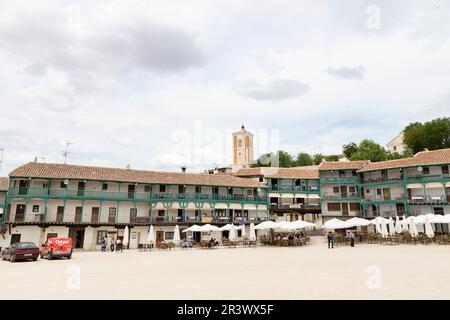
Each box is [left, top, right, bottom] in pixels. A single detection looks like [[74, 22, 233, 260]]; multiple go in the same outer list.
[[0, 0, 449, 174]]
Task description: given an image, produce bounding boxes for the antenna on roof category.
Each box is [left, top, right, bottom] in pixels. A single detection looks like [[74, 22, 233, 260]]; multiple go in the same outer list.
[[62, 142, 73, 164]]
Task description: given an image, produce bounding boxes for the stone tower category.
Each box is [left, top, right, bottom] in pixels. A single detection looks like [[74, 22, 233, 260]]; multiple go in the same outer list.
[[232, 125, 254, 170]]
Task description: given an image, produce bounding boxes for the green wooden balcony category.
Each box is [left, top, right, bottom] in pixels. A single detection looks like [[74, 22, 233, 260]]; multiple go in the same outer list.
[[320, 177, 360, 184], [269, 185, 319, 193], [406, 174, 450, 183], [7, 187, 268, 205]]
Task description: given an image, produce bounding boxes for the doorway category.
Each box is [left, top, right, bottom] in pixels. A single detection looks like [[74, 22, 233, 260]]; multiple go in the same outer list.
[[68, 227, 85, 249], [10, 234, 21, 245], [342, 203, 349, 216], [56, 206, 64, 223], [75, 207, 83, 223], [15, 204, 26, 222], [340, 186, 348, 198], [156, 231, 164, 244]]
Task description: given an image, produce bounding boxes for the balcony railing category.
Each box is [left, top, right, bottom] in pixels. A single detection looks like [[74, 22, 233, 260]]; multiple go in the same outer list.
[[319, 177, 359, 184], [407, 174, 450, 182], [8, 187, 267, 204], [269, 185, 319, 193], [408, 195, 448, 204], [361, 196, 405, 203], [321, 193, 359, 199], [362, 177, 402, 184], [8, 215, 268, 225]]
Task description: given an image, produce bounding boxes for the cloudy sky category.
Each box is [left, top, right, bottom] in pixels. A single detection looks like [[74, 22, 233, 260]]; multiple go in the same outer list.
[[0, 0, 449, 174]]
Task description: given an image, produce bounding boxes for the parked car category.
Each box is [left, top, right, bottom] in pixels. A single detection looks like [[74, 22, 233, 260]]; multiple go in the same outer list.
[[40, 237, 73, 260], [2, 242, 40, 262]]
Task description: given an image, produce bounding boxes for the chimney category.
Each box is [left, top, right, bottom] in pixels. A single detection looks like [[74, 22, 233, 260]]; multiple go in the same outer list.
[[34, 157, 38, 163], [126, 164, 131, 170], [181, 166, 186, 173]]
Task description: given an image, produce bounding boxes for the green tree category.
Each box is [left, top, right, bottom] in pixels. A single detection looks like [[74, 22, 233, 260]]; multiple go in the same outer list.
[[252, 151, 294, 167], [385, 150, 413, 160], [324, 155, 339, 162], [312, 154, 323, 165], [277, 151, 294, 167], [349, 139, 386, 162], [403, 117, 450, 153], [293, 152, 313, 166], [342, 142, 358, 158]]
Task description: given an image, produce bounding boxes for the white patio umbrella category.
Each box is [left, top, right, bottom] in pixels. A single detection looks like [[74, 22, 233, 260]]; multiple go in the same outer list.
[[249, 223, 256, 241], [219, 224, 235, 231], [241, 224, 246, 238], [409, 216, 419, 237], [147, 225, 155, 244], [380, 221, 389, 238], [173, 225, 180, 245], [401, 216, 410, 232], [123, 226, 129, 248], [228, 226, 236, 241], [255, 220, 278, 230], [198, 224, 221, 232], [346, 217, 371, 227], [276, 221, 297, 231], [388, 217, 396, 236], [291, 220, 316, 229], [322, 218, 349, 230], [424, 216, 435, 239], [182, 225, 203, 232], [395, 217, 403, 234]]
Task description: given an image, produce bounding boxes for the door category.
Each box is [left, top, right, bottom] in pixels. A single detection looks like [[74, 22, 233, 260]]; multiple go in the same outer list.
[[18, 180, 29, 195], [56, 206, 64, 223], [396, 203, 405, 216], [407, 188, 412, 201], [77, 182, 85, 197], [342, 203, 349, 216], [10, 234, 21, 245], [156, 231, 164, 245], [68, 228, 85, 249], [383, 188, 391, 200], [15, 204, 26, 222], [340, 186, 348, 198], [91, 207, 99, 223], [128, 185, 135, 199], [75, 207, 83, 223]]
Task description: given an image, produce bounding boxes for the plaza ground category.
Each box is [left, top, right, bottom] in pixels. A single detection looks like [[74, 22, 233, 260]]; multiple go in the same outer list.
[[1, 237, 449, 300]]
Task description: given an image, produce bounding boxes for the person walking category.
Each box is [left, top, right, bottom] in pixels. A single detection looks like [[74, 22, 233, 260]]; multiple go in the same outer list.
[[327, 231, 334, 249], [116, 239, 123, 253], [110, 237, 116, 252], [349, 230, 355, 247], [101, 237, 107, 252]]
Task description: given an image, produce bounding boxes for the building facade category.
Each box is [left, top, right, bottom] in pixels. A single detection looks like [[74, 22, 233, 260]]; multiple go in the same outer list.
[[0, 162, 268, 250], [232, 125, 254, 171]]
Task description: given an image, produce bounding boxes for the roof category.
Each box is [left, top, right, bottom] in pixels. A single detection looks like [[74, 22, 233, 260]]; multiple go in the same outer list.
[[10, 162, 267, 189], [235, 166, 319, 179], [358, 148, 450, 172], [386, 131, 404, 147], [319, 161, 369, 171], [0, 177, 8, 191]]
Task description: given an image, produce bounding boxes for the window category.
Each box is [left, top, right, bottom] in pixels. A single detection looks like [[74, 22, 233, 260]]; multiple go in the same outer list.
[[442, 165, 449, 175], [350, 203, 359, 211], [423, 167, 430, 174], [60, 181, 67, 188], [333, 187, 339, 193], [247, 189, 254, 196], [195, 210, 200, 217], [144, 185, 151, 192], [213, 187, 219, 194], [178, 209, 183, 217], [376, 189, 382, 195], [259, 177, 264, 183], [159, 185, 166, 193], [158, 210, 165, 217], [96, 231, 108, 245], [243, 210, 249, 218], [195, 186, 201, 194], [108, 208, 116, 222], [130, 208, 137, 216], [165, 232, 174, 240], [327, 203, 341, 211], [434, 207, 444, 215], [216, 209, 227, 217], [32, 205, 39, 213], [352, 170, 357, 176], [349, 186, 356, 193], [178, 185, 185, 194], [295, 179, 301, 186], [238, 139, 242, 147], [102, 183, 108, 190], [43, 182, 48, 189], [228, 187, 233, 195]]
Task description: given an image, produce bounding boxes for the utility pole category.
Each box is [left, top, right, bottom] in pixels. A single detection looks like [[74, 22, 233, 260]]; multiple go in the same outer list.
[[62, 142, 73, 164]]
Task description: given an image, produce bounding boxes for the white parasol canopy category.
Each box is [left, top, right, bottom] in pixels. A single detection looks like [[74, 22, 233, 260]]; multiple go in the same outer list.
[[182, 224, 203, 232], [346, 217, 371, 227], [255, 220, 279, 230], [409, 216, 419, 237], [228, 226, 236, 241], [395, 216, 403, 234], [380, 221, 389, 238], [322, 218, 349, 229], [424, 216, 435, 239], [290, 220, 316, 229], [220, 224, 236, 231], [388, 217, 396, 236], [198, 224, 221, 232], [123, 226, 129, 246], [173, 225, 180, 244], [147, 225, 155, 244], [249, 223, 256, 241]]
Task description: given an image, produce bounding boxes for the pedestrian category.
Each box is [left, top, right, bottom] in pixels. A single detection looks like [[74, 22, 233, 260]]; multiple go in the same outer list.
[[349, 230, 355, 247], [110, 237, 116, 252], [327, 231, 334, 249], [101, 237, 107, 252], [116, 239, 123, 252]]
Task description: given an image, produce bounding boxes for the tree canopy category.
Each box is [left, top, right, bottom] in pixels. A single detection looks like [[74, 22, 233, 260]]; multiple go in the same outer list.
[[403, 117, 450, 153]]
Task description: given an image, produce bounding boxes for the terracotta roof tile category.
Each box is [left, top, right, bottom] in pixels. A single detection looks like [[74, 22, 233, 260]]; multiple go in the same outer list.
[[319, 161, 369, 171], [236, 166, 319, 179], [10, 162, 267, 189], [0, 177, 8, 191], [358, 148, 450, 172]]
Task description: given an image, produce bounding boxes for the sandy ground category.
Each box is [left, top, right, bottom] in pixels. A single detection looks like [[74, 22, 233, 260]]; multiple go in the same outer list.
[[1, 237, 449, 300]]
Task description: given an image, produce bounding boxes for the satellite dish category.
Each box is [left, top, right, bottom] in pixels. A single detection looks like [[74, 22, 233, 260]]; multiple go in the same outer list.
[[417, 166, 423, 172], [64, 179, 69, 185]]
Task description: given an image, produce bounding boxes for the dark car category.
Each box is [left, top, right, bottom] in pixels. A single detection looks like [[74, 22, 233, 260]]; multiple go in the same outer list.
[[2, 242, 40, 262]]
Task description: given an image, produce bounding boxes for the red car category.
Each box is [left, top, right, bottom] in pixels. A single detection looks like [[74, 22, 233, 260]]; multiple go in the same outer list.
[[2, 242, 40, 262], [40, 237, 73, 260]]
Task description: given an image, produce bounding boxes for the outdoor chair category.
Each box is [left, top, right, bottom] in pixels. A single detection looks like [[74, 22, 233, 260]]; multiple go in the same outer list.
[[282, 239, 289, 247], [434, 235, 447, 245]]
